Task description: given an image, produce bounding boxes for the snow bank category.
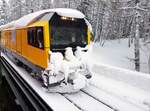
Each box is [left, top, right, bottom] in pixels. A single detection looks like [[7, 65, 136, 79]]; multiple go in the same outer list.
[[88, 40, 150, 109], [90, 39, 150, 74], [88, 39, 150, 92], [92, 63, 150, 92]]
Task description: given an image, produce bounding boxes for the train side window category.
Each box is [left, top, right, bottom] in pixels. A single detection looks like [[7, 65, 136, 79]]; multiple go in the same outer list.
[[27, 27, 44, 49], [28, 28, 35, 45]]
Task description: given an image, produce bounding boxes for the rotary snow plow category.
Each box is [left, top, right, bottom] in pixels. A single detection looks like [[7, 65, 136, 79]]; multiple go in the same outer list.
[[0, 8, 93, 93], [42, 47, 92, 93]]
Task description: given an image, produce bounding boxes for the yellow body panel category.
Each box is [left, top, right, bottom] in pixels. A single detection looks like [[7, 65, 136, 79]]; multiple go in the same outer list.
[[21, 29, 28, 59], [2, 31, 6, 48], [27, 45, 45, 67], [2, 32, 6, 47], [87, 29, 90, 46], [1, 32, 3, 45], [16, 29, 22, 54], [6, 31, 10, 48], [5, 31, 8, 48], [7, 31, 11, 49], [1, 21, 50, 69]]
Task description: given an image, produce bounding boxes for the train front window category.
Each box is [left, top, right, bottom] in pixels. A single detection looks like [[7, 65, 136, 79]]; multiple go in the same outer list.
[[51, 26, 87, 46], [50, 15, 87, 50]]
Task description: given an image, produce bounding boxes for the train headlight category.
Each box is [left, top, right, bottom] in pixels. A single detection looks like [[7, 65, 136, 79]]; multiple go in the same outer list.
[[61, 16, 75, 21], [61, 16, 67, 20]]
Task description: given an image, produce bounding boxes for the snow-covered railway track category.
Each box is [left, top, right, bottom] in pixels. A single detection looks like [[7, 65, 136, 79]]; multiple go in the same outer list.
[[61, 94, 84, 111], [62, 91, 114, 111], [80, 90, 118, 111], [82, 84, 149, 111], [2, 53, 150, 111]]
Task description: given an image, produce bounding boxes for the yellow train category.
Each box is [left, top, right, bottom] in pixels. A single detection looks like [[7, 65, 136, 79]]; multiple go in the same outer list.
[[0, 8, 92, 92]]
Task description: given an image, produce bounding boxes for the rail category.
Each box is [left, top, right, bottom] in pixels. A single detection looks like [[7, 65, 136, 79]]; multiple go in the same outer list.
[[0, 56, 53, 111]]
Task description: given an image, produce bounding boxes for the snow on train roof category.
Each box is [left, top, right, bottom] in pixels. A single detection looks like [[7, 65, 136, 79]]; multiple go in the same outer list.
[[15, 8, 85, 27], [0, 8, 93, 32], [0, 21, 16, 30]]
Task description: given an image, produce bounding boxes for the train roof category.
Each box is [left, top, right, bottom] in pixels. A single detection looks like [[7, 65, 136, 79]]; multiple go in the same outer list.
[[0, 8, 94, 32], [16, 8, 85, 27], [0, 8, 85, 30]]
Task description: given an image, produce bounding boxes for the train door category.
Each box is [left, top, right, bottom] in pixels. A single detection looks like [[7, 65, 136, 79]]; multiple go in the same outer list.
[[16, 29, 22, 54], [11, 30, 16, 51], [27, 27, 45, 68], [8, 31, 11, 49], [21, 29, 28, 58], [5, 31, 8, 48]]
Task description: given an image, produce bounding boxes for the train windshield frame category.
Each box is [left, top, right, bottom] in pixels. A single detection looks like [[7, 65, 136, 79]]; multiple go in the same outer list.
[[50, 14, 88, 51]]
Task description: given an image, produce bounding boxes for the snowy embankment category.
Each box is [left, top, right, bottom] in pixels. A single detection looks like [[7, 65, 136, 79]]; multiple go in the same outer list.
[[92, 64, 150, 92], [91, 64, 150, 110], [87, 39, 150, 110], [89, 39, 150, 74]]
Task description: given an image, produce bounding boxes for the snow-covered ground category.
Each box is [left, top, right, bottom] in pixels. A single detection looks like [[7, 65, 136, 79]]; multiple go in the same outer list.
[[1, 38, 150, 111], [86, 39, 150, 110], [90, 71, 150, 110], [2, 48, 150, 111], [89, 39, 150, 74]]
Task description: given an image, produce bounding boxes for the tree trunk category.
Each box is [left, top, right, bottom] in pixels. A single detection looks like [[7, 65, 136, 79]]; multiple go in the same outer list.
[[148, 55, 150, 74], [134, 13, 140, 71]]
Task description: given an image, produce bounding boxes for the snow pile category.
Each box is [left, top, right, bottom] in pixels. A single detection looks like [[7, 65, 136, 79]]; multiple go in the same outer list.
[[42, 47, 91, 93]]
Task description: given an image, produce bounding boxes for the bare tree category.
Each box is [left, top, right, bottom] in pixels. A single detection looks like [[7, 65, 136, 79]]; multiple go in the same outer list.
[[0, 0, 9, 24]]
